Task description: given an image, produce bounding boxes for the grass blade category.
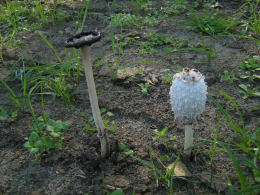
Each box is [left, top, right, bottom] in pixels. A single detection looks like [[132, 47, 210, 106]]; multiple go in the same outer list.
[[38, 32, 63, 65], [217, 141, 246, 191]]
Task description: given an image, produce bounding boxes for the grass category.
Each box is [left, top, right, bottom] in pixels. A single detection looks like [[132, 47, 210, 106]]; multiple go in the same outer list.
[[209, 91, 260, 194], [187, 9, 239, 37], [104, 13, 156, 29], [138, 0, 188, 19]]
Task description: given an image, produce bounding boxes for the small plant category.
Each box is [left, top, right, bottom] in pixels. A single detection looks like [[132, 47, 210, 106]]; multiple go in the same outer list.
[[138, 32, 175, 55], [153, 127, 176, 150], [157, 0, 188, 18], [162, 72, 174, 84], [84, 108, 118, 133], [241, 56, 260, 71], [165, 34, 216, 62], [239, 84, 260, 99], [104, 120, 119, 133], [240, 71, 260, 80], [117, 143, 134, 161], [0, 106, 18, 122], [138, 82, 150, 96], [220, 70, 238, 83], [24, 113, 71, 159], [104, 13, 156, 29], [209, 91, 260, 194], [187, 10, 239, 37]]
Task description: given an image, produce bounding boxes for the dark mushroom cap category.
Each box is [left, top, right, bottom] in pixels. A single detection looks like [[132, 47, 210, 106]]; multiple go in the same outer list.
[[65, 31, 101, 49]]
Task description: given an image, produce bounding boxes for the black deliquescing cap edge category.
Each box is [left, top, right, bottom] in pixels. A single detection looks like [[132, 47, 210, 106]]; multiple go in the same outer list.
[[65, 31, 101, 49]]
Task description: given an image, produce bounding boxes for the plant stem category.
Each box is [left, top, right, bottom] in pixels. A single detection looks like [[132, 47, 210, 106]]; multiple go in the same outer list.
[[81, 46, 109, 158], [184, 124, 193, 156]]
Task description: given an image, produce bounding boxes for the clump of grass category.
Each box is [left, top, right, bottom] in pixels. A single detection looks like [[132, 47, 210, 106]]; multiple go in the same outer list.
[[139, 0, 188, 19], [138, 82, 150, 96], [187, 10, 239, 37], [0, 0, 70, 37], [138, 32, 187, 55], [209, 91, 260, 194]]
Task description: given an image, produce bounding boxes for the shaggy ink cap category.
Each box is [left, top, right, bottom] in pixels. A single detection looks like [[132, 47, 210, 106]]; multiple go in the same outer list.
[[65, 31, 101, 49], [169, 68, 207, 124]]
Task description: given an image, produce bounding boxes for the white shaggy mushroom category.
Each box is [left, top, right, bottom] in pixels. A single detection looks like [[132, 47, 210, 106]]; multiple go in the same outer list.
[[170, 68, 207, 156]]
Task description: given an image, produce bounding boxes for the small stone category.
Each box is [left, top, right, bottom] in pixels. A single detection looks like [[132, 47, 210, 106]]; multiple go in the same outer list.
[[106, 175, 130, 189], [4, 47, 16, 58], [166, 160, 191, 177]]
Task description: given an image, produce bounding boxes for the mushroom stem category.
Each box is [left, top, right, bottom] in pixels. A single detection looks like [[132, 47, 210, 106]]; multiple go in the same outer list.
[[184, 124, 193, 156], [81, 46, 109, 158]]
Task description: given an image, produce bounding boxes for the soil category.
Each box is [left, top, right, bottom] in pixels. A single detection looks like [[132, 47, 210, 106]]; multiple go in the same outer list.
[[0, 0, 259, 195]]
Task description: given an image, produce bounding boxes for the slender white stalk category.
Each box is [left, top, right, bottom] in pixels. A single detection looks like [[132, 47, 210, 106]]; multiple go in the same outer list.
[[184, 124, 193, 156], [81, 46, 109, 158]]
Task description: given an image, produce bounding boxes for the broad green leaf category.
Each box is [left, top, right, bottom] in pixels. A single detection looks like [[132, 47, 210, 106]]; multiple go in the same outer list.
[[55, 120, 64, 130], [154, 127, 168, 137], [119, 143, 127, 151], [35, 140, 43, 148], [124, 149, 134, 156], [239, 84, 248, 91], [253, 91, 260, 97], [24, 141, 31, 148], [100, 108, 106, 114], [47, 125, 55, 132], [111, 189, 124, 195], [29, 147, 39, 154], [11, 111, 18, 118], [50, 131, 60, 138], [107, 112, 114, 117], [63, 121, 71, 130]]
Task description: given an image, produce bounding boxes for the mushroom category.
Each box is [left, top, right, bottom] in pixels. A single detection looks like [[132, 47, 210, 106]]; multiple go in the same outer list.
[[65, 31, 109, 158], [169, 68, 207, 156]]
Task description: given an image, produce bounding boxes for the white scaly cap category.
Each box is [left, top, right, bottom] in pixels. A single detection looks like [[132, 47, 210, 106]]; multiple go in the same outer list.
[[169, 68, 207, 124]]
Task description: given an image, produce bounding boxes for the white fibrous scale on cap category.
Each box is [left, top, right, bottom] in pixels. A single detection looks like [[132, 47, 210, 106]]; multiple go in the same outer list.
[[169, 68, 207, 124]]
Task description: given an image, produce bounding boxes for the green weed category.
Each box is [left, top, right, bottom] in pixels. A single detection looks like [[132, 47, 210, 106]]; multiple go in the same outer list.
[[130, 0, 148, 16], [187, 10, 239, 37], [239, 84, 260, 99], [140, 0, 188, 19], [105, 13, 156, 29], [0, 106, 18, 122], [153, 127, 177, 150], [109, 20, 124, 81], [240, 71, 260, 80], [139, 32, 187, 55], [79, 0, 91, 32], [239, 0, 260, 36], [209, 91, 260, 194], [220, 70, 238, 83], [137, 82, 150, 96], [165, 34, 216, 62], [241, 56, 260, 71], [24, 113, 71, 159], [0, 0, 69, 35], [0, 78, 22, 109], [84, 108, 118, 133], [162, 72, 174, 84]]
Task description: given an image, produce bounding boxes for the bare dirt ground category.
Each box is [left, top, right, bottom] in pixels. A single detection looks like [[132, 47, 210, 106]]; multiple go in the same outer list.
[[0, 0, 259, 194]]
